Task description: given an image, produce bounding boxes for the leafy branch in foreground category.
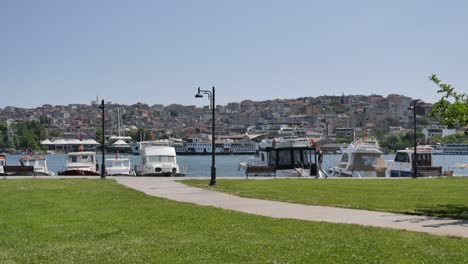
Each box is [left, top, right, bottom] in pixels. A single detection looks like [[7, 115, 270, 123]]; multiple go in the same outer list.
[[429, 74, 468, 134]]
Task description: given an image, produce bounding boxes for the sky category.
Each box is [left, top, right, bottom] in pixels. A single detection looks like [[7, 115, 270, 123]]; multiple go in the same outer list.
[[1, 0, 467, 108]]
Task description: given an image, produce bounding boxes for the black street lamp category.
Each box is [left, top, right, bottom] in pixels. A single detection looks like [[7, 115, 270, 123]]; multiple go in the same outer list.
[[195, 87, 216, 186], [99, 100, 106, 179], [408, 99, 420, 178]]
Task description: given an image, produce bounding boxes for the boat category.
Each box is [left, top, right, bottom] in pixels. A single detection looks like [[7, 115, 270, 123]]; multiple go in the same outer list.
[[329, 138, 387, 177], [239, 138, 324, 177], [176, 138, 257, 155], [105, 154, 135, 176], [19, 156, 55, 176], [0, 154, 5, 175], [58, 151, 100, 176], [135, 142, 185, 176], [432, 144, 468, 155], [387, 146, 442, 177]]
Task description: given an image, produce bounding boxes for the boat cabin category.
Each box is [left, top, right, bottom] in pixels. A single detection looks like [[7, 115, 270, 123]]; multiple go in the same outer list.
[[243, 139, 320, 177], [388, 147, 442, 177]]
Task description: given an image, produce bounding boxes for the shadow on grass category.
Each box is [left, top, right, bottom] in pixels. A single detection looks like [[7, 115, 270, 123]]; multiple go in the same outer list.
[[414, 204, 468, 220], [392, 204, 468, 229]]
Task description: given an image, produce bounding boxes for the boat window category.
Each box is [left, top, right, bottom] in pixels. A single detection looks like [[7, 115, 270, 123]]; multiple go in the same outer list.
[[278, 150, 292, 166], [395, 153, 409, 163], [269, 151, 276, 166], [294, 150, 302, 166], [106, 160, 130, 167], [147, 156, 175, 163], [357, 155, 379, 166], [69, 155, 93, 163], [261, 153, 265, 162], [340, 153, 349, 162], [412, 153, 431, 166]]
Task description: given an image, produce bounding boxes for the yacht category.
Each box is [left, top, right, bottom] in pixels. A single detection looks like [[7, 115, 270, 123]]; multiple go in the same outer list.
[[239, 138, 324, 177], [387, 146, 442, 177], [136, 145, 185, 176], [19, 156, 55, 176], [59, 151, 100, 176], [329, 138, 387, 177], [105, 156, 135, 176]]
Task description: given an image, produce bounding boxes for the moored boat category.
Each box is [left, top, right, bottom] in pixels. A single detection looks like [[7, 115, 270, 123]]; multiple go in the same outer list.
[[136, 144, 185, 176], [105, 155, 135, 176], [329, 138, 387, 177], [58, 151, 100, 176], [0, 154, 5, 175], [19, 156, 55, 176], [387, 146, 442, 177], [239, 138, 324, 177]]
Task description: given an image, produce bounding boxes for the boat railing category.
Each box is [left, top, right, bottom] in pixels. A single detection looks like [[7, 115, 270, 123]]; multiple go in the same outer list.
[[294, 160, 312, 178]]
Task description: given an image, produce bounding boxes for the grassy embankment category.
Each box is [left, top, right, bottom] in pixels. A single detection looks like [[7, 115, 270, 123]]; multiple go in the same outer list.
[[183, 177, 468, 219], [1, 179, 468, 263]]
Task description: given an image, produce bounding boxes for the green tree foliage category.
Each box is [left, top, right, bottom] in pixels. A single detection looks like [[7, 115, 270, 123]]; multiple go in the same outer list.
[[442, 133, 468, 144], [4, 120, 48, 150], [430, 74, 468, 134], [380, 131, 425, 152]]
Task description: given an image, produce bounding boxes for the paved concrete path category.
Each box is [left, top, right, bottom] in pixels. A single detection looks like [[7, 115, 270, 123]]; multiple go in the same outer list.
[[114, 176, 468, 238]]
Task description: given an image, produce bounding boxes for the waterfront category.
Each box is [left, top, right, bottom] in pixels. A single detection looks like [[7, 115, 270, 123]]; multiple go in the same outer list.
[[4, 154, 468, 176]]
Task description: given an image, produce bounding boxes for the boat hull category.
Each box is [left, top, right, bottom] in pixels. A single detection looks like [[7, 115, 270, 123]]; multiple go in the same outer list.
[[58, 170, 100, 176]]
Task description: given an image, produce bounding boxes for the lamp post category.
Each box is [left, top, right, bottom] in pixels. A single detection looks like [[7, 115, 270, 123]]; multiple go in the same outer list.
[[99, 100, 106, 179], [195, 87, 216, 186], [408, 99, 419, 178]]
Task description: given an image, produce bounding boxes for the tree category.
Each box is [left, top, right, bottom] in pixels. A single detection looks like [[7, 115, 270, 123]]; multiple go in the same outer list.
[[430, 74, 468, 134]]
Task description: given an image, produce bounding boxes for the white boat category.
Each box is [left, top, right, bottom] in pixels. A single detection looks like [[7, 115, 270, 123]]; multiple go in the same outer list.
[[59, 151, 100, 176], [179, 138, 256, 155], [105, 156, 135, 176], [387, 146, 442, 177], [433, 144, 468, 155], [329, 138, 387, 177], [136, 145, 185, 176], [19, 156, 55, 176], [239, 138, 324, 177], [0, 154, 5, 175]]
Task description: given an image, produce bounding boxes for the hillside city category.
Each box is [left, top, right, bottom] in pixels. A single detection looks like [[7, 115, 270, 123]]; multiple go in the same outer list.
[[0, 93, 465, 153]]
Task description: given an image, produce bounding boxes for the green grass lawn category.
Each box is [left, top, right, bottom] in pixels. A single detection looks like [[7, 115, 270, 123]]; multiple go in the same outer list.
[[182, 178, 468, 219], [1, 180, 468, 263]]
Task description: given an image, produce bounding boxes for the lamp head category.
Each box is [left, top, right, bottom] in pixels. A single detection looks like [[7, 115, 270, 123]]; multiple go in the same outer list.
[[194, 87, 203, 98]]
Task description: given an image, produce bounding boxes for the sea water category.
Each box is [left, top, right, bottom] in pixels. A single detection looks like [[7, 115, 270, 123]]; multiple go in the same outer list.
[[4, 154, 468, 176]]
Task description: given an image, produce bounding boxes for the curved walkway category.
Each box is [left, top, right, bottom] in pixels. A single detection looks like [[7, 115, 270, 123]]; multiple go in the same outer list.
[[115, 176, 468, 238]]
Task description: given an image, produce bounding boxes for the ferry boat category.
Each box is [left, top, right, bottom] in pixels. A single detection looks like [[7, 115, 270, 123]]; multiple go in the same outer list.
[[178, 138, 256, 155], [105, 155, 135, 176], [329, 138, 387, 177], [136, 145, 185, 176], [387, 146, 442, 177], [433, 144, 468, 155], [58, 151, 100, 176], [239, 138, 324, 177], [19, 156, 55, 176]]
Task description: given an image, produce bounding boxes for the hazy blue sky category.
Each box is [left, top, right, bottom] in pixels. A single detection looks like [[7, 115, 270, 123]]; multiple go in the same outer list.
[[1, 0, 467, 108]]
